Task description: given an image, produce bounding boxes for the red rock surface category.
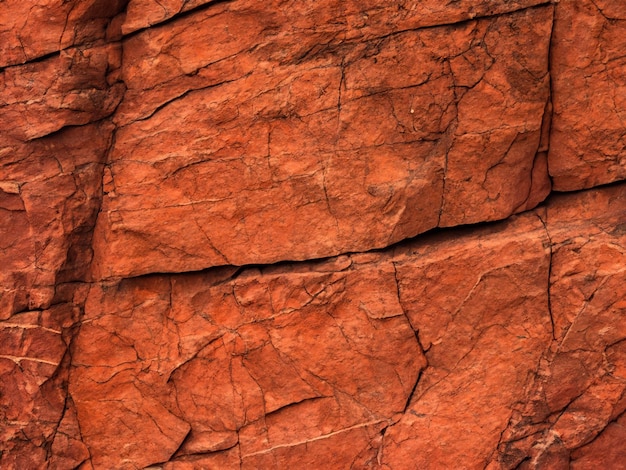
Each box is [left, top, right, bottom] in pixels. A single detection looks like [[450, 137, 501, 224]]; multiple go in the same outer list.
[[490, 185, 626, 468], [548, 0, 626, 190], [91, 4, 553, 278], [1, 0, 625, 468], [0, 0, 127, 68], [0, 124, 113, 315]]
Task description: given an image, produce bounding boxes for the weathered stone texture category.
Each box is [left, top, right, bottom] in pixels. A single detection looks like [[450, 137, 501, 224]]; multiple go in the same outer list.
[[92, 4, 553, 279], [491, 185, 626, 468], [1, 0, 625, 468], [60, 184, 626, 468], [70, 259, 423, 468], [1, 45, 124, 141], [0, 0, 127, 68], [549, 0, 626, 190], [381, 214, 552, 469], [0, 298, 89, 469], [0, 124, 113, 317], [120, 0, 550, 36]]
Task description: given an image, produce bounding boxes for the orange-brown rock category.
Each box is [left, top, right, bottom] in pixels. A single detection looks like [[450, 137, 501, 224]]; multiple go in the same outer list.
[[0, 0, 127, 68], [59, 184, 626, 468], [120, 0, 549, 36], [548, 0, 626, 190], [0, 124, 113, 316], [488, 184, 626, 468], [91, 4, 553, 279], [0, 123, 108, 466], [0, 1, 125, 316], [0, 45, 123, 141], [0, 299, 88, 469], [381, 215, 552, 468], [1, 0, 626, 468], [70, 259, 423, 468]]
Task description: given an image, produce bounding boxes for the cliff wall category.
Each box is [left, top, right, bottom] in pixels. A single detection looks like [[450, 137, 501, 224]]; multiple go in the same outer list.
[[1, 0, 625, 468]]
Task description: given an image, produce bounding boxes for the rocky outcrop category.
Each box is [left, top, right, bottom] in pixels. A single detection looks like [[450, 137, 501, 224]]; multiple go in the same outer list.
[[1, 0, 625, 468]]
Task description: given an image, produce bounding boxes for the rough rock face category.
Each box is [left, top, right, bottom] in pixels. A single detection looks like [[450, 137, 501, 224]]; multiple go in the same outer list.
[[91, 3, 553, 278], [1, 0, 625, 468], [548, 0, 626, 190]]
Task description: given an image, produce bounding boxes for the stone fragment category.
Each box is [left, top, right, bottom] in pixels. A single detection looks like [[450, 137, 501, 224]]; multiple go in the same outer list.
[[0, 303, 82, 467], [0, 44, 123, 141], [438, 6, 552, 225], [549, 0, 626, 190], [0, 0, 128, 68], [92, 5, 552, 279], [47, 396, 91, 470], [0, 124, 112, 317], [488, 184, 626, 468], [570, 413, 626, 469], [122, 0, 217, 34], [69, 259, 424, 468], [380, 213, 553, 468]]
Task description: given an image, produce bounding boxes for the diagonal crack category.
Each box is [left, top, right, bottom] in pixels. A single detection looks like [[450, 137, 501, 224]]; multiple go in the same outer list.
[[240, 419, 387, 459], [392, 261, 427, 414], [121, 0, 237, 39]]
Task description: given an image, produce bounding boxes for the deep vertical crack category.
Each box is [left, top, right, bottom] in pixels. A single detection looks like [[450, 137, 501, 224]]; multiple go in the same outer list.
[[62, 299, 94, 467], [536, 213, 556, 341], [437, 146, 449, 227], [337, 57, 346, 126], [41, 2, 134, 463], [544, 1, 557, 182], [392, 261, 427, 413]]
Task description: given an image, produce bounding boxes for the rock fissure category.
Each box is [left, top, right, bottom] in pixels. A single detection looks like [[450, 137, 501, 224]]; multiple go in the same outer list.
[[3, 0, 626, 467], [537, 212, 557, 342]]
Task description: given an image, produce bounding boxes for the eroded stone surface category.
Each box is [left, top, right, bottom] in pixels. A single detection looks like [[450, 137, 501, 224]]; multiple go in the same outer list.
[[92, 5, 552, 279], [548, 0, 626, 190], [1, 0, 626, 468], [0, 123, 113, 317], [0, 45, 124, 141], [70, 260, 423, 468], [0, 299, 88, 469], [0, 0, 127, 68], [489, 184, 626, 469], [381, 214, 553, 468], [69, 185, 626, 468], [120, 0, 549, 36]]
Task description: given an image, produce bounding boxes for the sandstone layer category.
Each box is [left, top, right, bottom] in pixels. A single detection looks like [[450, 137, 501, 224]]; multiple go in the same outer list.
[[1, 0, 625, 468], [91, 3, 554, 278]]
